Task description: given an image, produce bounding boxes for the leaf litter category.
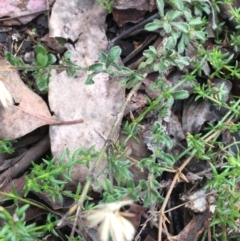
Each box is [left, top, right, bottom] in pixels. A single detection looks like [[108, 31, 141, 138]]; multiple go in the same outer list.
[[0, 0, 240, 240], [0, 60, 83, 139], [0, 0, 55, 24]]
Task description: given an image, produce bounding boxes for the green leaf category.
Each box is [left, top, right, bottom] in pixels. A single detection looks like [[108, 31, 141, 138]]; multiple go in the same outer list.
[[189, 17, 202, 25], [143, 49, 157, 59], [160, 152, 175, 165], [177, 35, 186, 53], [145, 20, 163, 31], [35, 44, 47, 56], [85, 73, 95, 85], [174, 56, 190, 69], [88, 63, 103, 72], [138, 61, 147, 70], [183, 8, 192, 21], [37, 53, 48, 67], [145, 58, 154, 65], [149, 46, 157, 54], [16, 204, 30, 216], [56, 37, 66, 45], [210, 162, 218, 176], [158, 61, 168, 73], [163, 135, 173, 149], [172, 90, 189, 100], [5, 52, 28, 67], [111, 61, 123, 71], [48, 54, 57, 65], [99, 52, 107, 63], [67, 68, 77, 78], [64, 51, 72, 59], [120, 75, 133, 86], [101, 179, 113, 193], [166, 10, 182, 21], [171, 22, 189, 33], [163, 22, 172, 33], [138, 180, 148, 189], [156, 0, 164, 17], [106, 46, 121, 68], [166, 36, 177, 49], [34, 70, 50, 91], [172, 0, 184, 10], [194, 31, 206, 41]]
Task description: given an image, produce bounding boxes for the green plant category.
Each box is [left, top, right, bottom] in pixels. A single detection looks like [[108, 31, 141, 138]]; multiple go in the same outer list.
[[24, 147, 99, 203], [206, 158, 240, 240], [0, 139, 16, 154], [98, 0, 113, 13], [0, 205, 41, 241], [5, 46, 81, 92], [3, 0, 240, 240]]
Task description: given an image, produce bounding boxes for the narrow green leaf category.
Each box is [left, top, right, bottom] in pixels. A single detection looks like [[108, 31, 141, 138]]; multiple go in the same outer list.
[[161, 153, 175, 165], [163, 135, 173, 149], [101, 179, 113, 193], [172, 90, 189, 100], [209, 162, 218, 176], [177, 35, 186, 53], [16, 204, 30, 216]]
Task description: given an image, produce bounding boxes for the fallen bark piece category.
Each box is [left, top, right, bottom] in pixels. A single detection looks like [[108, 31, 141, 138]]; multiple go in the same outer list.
[[48, 0, 125, 187], [171, 210, 211, 241]]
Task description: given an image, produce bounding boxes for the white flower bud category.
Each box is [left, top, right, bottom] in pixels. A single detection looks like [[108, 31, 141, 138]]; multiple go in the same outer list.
[[0, 80, 14, 109]]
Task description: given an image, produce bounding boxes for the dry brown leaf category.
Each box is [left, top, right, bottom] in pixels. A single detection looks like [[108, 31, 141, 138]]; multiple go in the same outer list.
[[127, 203, 144, 230], [182, 96, 220, 134], [41, 34, 66, 53], [0, 60, 58, 139], [113, 0, 156, 27], [0, 0, 55, 25]]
